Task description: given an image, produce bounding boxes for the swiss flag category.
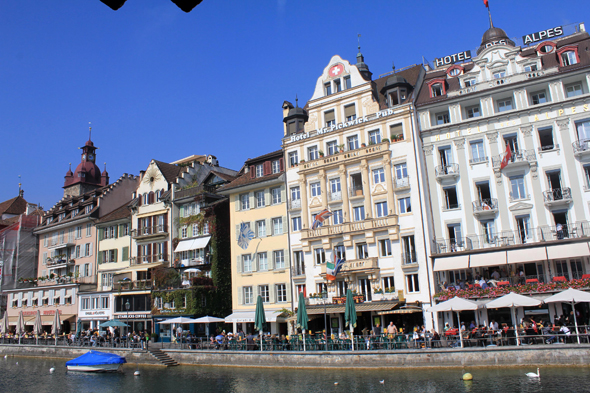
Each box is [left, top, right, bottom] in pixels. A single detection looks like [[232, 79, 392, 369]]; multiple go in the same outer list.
[[500, 144, 512, 170], [483, 0, 489, 7]]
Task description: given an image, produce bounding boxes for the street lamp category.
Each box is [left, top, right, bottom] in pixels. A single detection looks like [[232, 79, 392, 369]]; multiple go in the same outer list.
[[322, 290, 328, 352], [125, 299, 130, 348]]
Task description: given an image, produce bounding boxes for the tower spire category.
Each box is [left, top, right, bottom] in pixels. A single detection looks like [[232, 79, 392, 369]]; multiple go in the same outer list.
[[88, 122, 92, 141], [295, 95, 299, 108]]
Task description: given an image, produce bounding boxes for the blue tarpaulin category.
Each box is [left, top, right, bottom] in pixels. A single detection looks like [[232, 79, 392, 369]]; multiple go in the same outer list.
[[66, 351, 127, 366]]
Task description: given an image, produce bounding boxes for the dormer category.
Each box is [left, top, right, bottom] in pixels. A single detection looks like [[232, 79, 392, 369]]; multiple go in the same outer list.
[[380, 75, 412, 107], [428, 79, 447, 98], [310, 55, 369, 101]]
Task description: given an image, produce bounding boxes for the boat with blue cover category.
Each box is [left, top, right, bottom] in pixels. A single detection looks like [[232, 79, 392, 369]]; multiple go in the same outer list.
[[66, 351, 126, 372]]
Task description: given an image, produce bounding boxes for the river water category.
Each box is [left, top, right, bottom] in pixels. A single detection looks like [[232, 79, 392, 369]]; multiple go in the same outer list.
[[1, 356, 589, 393]]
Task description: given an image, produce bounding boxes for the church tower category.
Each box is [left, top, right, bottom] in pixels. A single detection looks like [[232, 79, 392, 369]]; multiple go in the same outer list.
[[63, 128, 109, 197]]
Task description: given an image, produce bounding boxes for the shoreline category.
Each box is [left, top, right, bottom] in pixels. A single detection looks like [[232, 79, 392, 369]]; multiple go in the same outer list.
[[2, 344, 590, 369]]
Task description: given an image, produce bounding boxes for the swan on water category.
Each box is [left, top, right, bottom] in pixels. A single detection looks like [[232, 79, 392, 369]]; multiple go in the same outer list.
[[526, 368, 540, 378]]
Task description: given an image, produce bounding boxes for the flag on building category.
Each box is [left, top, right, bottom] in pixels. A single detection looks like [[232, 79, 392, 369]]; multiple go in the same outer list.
[[326, 258, 345, 281], [500, 144, 512, 170], [483, 0, 489, 7], [237, 222, 255, 250], [312, 209, 333, 230]]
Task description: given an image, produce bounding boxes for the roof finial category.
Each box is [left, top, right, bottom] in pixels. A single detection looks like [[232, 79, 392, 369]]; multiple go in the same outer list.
[[18, 175, 21, 194], [88, 121, 92, 141], [357, 33, 362, 53], [104, 162, 107, 171], [392, 61, 396, 73], [295, 95, 299, 108]]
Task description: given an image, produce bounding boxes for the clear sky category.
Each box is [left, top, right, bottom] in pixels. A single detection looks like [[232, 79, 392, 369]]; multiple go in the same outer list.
[[0, 0, 586, 210]]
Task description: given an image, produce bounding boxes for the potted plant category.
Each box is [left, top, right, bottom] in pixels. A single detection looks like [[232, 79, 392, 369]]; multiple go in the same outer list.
[[361, 142, 367, 147], [338, 144, 345, 153], [319, 150, 324, 157], [382, 138, 390, 143]]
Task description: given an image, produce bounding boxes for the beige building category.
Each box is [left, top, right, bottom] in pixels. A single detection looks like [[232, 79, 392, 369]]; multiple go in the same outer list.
[[219, 150, 291, 335]]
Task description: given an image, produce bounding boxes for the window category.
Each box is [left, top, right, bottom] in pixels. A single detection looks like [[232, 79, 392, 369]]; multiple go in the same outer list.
[[274, 250, 285, 270], [256, 220, 266, 237], [577, 120, 590, 141], [81, 298, 90, 310], [379, 239, 392, 257], [347, 135, 359, 151], [329, 178, 341, 194], [86, 223, 92, 237], [271, 187, 281, 204], [565, 83, 583, 98], [288, 151, 299, 167], [375, 201, 388, 217], [390, 123, 403, 140], [181, 225, 187, 238], [394, 163, 408, 187], [310, 182, 321, 197], [510, 176, 527, 200], [272, 160, 281, 174], [324, 82, 332, 96], [464, 78, 477, 87], [356, 243, 368, 259], [84, 243, 91, 257], [272, 217, 283, 235], [448, 68, 461, 77], [530, 90, 548, 105], [121, 223, 129, 236], [383, 276, 395, 291], [291, 216, 302, 231], [334, 78, 342, 93], [497, 98, 513, 112], [75, 245, 80, 258], [368, 130, 381, 145], [276, 284, 287, 303], [435, 111, 450, 125], [85, 204, 93, 214], [399, 197, 411, 213], [344, 104, 356, 121], [334, 245, 345, 260], [470, 140, 486, 163], [72, 208, 79, 217], [482, 219, 496, 244], [290, 186, 300, 201], [243, 287, 253, 304], [75, 226, 82, 239], [256, 191, 265, 208], [258, 252, 268, 271], [293, 251, 305, 276], [444, 186, 459, 209], [524, 64, 538, 72], [561, 50, 578, 66], [308, 146, 319, 161], [332, 209, 343, 225], [240, 193, 250, 210], [314, 248, 326, 265], [431, 83, 443, 97], [350, 173, 363, 195], [372, 168, 385, 184], [493, 70, 506, 79], [402, 235, 416, 264], [324, 110, 335, 127], [406, 274, 420, 293], [344, 76, 351, 89], [327, 140, 338, 155], [241, 254, 253, 273], [192, 223, 199, 236], [353, 206, 365, 221], [538, 127, 554, 151], [466, 105, 481, 119]]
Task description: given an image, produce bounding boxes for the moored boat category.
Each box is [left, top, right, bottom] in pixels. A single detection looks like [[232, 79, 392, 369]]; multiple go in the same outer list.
[[66, 351, 126, 372]]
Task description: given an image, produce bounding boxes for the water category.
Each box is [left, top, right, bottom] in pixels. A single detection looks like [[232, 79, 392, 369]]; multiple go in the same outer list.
[[1, 356, 589, 393]]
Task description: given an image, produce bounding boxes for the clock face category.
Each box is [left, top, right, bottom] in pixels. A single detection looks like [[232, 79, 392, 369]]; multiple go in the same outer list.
[[82, 154, 87, 161], [88, 154, 95, 161]]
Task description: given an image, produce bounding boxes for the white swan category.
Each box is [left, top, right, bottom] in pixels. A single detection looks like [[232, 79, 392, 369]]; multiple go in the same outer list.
[[526, 368, 540, 378]]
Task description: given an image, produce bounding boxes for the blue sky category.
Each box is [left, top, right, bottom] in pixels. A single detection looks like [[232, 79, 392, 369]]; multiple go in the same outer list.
[[0, 0, 585, 209]]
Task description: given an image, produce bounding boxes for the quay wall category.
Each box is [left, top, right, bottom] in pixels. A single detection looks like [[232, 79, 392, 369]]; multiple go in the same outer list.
[[2, 344, 590, 369]]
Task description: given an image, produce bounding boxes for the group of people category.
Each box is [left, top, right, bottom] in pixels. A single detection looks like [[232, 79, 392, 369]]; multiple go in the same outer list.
[[442, 268, 531, 291]]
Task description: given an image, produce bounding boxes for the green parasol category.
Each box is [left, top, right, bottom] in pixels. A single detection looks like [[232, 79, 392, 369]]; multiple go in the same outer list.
[[254, 295, 266, 351], [296, 292, 308, 351], [344, 289, 357, 351]]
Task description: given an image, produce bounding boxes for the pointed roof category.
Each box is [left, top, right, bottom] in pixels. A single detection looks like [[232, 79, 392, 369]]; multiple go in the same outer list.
[[153, 160, 183, 184], [0, 195, 27, 216]]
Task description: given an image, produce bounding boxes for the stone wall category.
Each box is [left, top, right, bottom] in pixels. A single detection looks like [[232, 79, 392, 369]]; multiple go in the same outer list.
[[0, 345, 159, 365]]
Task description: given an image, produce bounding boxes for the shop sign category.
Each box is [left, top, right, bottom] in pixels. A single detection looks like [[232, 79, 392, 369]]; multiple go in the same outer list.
[[523, 26, 563, 45], [435, 51, 472, 68]]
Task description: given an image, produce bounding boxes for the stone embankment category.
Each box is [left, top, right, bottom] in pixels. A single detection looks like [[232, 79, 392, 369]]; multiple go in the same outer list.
[[2, 344, 590, 369]]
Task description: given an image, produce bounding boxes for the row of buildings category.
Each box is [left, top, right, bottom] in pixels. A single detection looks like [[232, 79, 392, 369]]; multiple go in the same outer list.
[[2, 19, 590, 338]]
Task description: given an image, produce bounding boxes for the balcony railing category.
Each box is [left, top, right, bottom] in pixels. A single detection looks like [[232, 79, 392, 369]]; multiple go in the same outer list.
[[299, 141, 390, 171], [543, 187, 573, 206], [434, 164, 460, 180], [130, 253, 169, 265], [401, 251, 417, 265], [302, 216, 398, 240], [47, 239, 75, 250], [328, 191, 342, 202], [491, 149, 536, 168], [472, 198, 498, 215], [393, 176, 410, 190], [46, 257, 75, 267], [114, 279, 153, 291], [469, 156, 488, 165], [289, 199, 301, 210], [130, 225, 168, 238], [320, 257, 379, 275], [291, 266, 305, 277], [572, 139, 590, 157], [349, 187, 364, 198], [432, 221, 590, 255], [174, 257, 210, 268]]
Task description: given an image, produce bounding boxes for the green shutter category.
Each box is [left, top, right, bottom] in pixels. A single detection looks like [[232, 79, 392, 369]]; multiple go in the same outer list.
[[98, 228, 103, 241], [114, 226, 119, 239], [97, 251, 103, 264], [180, 205, 185, 217], [114, 248, 118, 262], [122, 246, 129, 261]]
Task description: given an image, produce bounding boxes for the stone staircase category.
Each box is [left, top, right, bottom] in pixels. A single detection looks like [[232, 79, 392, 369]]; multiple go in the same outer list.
[[148, 348, 179, 366]]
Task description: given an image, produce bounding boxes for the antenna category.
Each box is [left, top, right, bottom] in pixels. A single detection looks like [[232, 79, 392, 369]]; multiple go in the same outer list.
[[295, 95, 299, 107]]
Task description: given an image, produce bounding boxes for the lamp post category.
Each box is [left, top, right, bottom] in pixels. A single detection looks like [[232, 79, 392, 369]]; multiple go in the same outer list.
[[125, 299, 130, 348], [322, 290, 328, 352]]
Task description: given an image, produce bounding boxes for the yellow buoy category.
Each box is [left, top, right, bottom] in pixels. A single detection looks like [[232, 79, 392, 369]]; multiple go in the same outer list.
[[462, 373, 473, 381]]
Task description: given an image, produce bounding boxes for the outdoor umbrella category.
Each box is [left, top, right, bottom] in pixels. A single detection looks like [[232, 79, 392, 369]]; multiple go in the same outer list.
[[52, 311, 61, 346], [76, 319, 82, 336], [156, 317, 196, 324], [484, 292, 541, 346], [426, 296, 479, 348], [1, 312, 8, 335], [188, 316, 225, 323], [254, 295, 266, 352], [99, 319, 129, 328], [33, 310, 43, 345], [296, 292, 308, 351], [16, 311, 24, 344], [344, 289, 357, 351], [543, 288, 590, 344]]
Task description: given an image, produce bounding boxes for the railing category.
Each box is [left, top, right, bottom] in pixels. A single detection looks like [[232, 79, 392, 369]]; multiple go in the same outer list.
[[538, 144, 559, 153], [299, 141, 390, 171], [48, 238, 74, 248], [115, 279, 153, 291], [543, 187, 572, 203], [509, 192, 530, 202], [492, 149, 536, 168], [349, 187, 363, 197], [402, 251, 417, 265], [572, 139, 590, 154], [175, 257, 210, 267], [393, 176, 410, 189], [130, 253, 169, 265], [130, 225, 168, 238], [302, 216, 398, 240], [472, 198, 498, 213], [46, 258, 75, 267], [434, 164, 459, 178], [291, 266, 305, 277], [469, 156, 488, 165], [328, 191, 342, 202], [289, 199, 301, 209], [432, 221, 589, 255]]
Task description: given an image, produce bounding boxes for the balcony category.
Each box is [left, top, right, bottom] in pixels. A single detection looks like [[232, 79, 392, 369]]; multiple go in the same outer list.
[[299, 141, 390, 172], [289, 199, 301, 210], [46, 257, 75, 268], [401, 251, 418, 266], [130, 253, 169, 265], [543, 187, 573, 208], [472, 198, 499, 217], [434, 164, 460, 182], [572, 139, 590, 159], [349, 187, 364, 198], [291, 266, 305, 278], [302, 216, 398, 241], [174, 257, 210, 268], [320, 257, 378, 275], [393, 176, 410, 190], [47, 239, 75, 250], [114, 279, 153, 291], [328, 191, 342, 202], [130, 224, 168, 240], [492, 149, 536, 169]]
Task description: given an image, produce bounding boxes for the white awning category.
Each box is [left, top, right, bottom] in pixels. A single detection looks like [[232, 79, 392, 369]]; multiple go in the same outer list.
[[433, 255, 469, 272], [507, 247, 548, 264], [546, 242, 590, 260], [174, 236, 211, 253], [470, 251, 507, 268], [224, 311, 280, 323]]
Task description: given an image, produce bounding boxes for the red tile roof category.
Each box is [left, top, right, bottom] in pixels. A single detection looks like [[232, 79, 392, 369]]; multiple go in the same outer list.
[[0, 196, 27, 216]]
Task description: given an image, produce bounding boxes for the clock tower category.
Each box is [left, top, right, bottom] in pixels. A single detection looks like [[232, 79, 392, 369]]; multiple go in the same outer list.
[[63, 130, 109, 197]]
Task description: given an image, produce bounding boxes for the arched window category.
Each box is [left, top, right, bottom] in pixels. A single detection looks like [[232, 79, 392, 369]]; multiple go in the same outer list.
[[446, 65, 464, 77], [557, 46, 580, 67], [536, 41, 556, 54]]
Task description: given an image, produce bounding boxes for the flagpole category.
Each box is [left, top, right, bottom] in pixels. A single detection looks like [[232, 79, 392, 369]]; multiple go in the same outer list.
[[487, 2, 493, 28]]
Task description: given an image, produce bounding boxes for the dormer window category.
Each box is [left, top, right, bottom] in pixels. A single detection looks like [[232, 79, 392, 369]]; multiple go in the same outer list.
[[58, 213, 66, 221], [344, 104, 356, 121], [558, 46, 579, 67], [324, 82, 332, 96], [446, 65, 464, 77], [85, 205, 93, 214], [428, 79, 446, 98], [493, 70, 506, 79], [464, 78, 477, 87], [334, 78, 342, 93], [47, 217, 53, 224], [256, 164, 263, 178], [387, 88, 407, 107], [72, 209, 79, 217], [537, 41, 556, 54], [324, 110, 335, 127]]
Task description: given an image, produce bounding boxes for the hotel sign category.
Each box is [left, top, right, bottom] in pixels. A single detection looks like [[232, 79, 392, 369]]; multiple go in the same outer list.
[[523, 26, 563, 45], [435, 50, 472, 68]]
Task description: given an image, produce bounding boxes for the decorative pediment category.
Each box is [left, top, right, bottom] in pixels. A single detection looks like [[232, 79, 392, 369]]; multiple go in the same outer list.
[[372, 183, 388, 196], [509, 202, 534, 212], [309, 197, 322, 208]]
